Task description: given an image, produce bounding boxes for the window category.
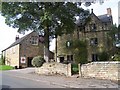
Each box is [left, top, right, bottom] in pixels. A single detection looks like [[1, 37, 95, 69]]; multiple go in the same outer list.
[[90, 38, 98, 45], [67, 55, 73, 62], [90, 24, 97, 31], [30, 36, 38, 45], [92, 54, 98, 61], [59, 57, 64, 63]]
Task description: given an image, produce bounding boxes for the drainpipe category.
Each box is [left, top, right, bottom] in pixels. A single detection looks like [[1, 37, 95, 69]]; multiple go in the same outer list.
[[55, 36, 57, 62]]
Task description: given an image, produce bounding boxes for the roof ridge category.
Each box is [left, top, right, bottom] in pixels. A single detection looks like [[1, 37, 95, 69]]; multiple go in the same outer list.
[[2, 31, 35, 51]]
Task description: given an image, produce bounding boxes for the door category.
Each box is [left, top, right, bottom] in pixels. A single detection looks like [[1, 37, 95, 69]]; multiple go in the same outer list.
[[27, 57, 33, 67], [92, 54, 98, 61], [60, 57, 64, 63]]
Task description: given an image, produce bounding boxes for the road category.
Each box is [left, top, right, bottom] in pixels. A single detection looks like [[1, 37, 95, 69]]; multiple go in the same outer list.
[[0, 68, 119, 90], [0, 71, 64, 89]]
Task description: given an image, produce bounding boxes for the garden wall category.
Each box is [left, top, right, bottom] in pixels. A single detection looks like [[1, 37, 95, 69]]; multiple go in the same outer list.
[[35, 62, 72, 76], [79, 61, 120, 81]]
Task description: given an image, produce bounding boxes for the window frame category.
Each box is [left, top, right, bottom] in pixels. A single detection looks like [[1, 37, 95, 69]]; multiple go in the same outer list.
[[90, 38, 98, 45], [90, 23, 97, 31], [30, 36, 38, 45]]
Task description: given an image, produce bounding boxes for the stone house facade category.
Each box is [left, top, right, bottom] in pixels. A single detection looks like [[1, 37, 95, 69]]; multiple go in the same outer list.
[[57, 8, 113, 63], [2, 31, 54, 68]]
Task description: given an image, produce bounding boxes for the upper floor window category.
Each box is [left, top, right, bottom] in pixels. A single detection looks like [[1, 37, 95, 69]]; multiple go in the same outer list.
[[90, 23, 97, 31], [30, 36, 38, 45], [90, 38, 98, 45]]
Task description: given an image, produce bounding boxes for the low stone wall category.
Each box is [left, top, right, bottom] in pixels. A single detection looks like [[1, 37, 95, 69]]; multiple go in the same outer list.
[[79, 61, 120, 81], [35, 62, 71, 76]]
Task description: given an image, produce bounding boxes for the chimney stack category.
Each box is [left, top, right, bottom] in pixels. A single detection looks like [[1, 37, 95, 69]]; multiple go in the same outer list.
[[15, 35, 19, 41], [107, 8, 112, 16]]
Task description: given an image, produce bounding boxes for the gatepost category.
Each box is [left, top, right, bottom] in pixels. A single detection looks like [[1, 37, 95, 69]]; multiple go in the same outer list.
[[67, 63, 72, 77]]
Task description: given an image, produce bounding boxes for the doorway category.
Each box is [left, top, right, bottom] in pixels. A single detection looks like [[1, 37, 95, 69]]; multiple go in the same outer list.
[[92, 54, 98, 61], [59, 57, 64, 63], [27, 57, 33, 67]]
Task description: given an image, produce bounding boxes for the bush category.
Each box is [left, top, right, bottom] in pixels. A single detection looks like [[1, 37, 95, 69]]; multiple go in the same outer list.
[[112, 54, 120, 61], [32, 56, 45, 67], [0, 55, 5, 65], [98, 51, 109, 61]]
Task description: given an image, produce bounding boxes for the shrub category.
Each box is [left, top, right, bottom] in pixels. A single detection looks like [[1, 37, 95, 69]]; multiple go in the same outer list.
[[98, 51, 109, 61], [112, 54, 120, 61], [64, 39, 88, 64], [0, 55, 5, 65], [32, 56, 45, 67]]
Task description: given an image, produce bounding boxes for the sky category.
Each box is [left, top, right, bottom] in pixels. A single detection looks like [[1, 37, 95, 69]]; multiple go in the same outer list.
[[0, 0, 119, 54]]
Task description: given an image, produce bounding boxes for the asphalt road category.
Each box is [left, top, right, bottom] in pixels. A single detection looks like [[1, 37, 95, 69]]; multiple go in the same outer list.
[[0, 71, 64, 89], [0, 68, 119, 90]]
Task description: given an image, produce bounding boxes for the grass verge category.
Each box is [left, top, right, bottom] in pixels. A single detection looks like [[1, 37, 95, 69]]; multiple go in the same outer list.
[[0, 65, 14, 71]]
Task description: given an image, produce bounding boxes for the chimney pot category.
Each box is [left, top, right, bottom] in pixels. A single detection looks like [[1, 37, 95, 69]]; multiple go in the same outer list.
[[15, 35, 19, 41]]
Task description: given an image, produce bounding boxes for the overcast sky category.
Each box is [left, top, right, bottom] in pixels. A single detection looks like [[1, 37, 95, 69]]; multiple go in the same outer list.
[[0, 0, 119, 54]]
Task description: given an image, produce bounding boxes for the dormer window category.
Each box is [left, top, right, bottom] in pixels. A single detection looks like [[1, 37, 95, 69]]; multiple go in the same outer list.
[[30, 36, 38, 45]]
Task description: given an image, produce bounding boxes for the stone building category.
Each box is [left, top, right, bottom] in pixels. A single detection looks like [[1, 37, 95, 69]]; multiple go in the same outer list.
[[2, 31, 54, 68], [57, 8, 113, 63]]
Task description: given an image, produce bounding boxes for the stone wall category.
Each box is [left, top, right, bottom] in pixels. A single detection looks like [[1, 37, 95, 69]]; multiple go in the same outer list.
[[79, 61, 120, 81], [4, 44, 20, 67], [35, 62, 72, 76]]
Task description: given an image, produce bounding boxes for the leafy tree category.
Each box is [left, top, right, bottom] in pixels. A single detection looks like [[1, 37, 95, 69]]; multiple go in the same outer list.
[[1, 2, 90, 61], [1, 54, 5, 65], [108, 24, 119, 43]]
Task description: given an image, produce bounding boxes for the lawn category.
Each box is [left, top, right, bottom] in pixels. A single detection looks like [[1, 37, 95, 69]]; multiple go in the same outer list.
[[0, 65, 14, 70]]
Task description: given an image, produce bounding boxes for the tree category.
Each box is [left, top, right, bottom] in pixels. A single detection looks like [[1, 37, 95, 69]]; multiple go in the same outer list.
[[1, 2, 91, 61], [108, 24, 120, 47]]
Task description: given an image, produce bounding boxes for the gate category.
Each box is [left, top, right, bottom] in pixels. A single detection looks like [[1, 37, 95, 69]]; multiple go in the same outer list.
[[71, 63, 79, 75]]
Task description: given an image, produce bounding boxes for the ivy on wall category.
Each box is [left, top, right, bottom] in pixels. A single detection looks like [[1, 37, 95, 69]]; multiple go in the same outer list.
[[64, 39, 88, 64]]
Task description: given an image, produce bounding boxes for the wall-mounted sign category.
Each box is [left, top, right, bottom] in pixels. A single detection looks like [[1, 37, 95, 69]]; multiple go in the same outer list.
[[21, 57, 26, 63]]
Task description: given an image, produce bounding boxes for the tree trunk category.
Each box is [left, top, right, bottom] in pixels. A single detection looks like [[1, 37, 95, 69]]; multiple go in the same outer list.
[[55, 35, 57, 62], [44, 26, 50, 62]]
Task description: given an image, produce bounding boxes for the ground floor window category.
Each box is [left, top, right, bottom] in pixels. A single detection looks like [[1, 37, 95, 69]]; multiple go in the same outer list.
[[59, 57, 64, 63], [67, 55, 73, 62]]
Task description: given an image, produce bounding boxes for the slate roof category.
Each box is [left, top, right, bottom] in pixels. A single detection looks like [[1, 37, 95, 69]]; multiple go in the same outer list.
[[2, 35, 27, 51], [76, 13, 112, 26], [2, 31, 34, 51], [98, 14, 112, 23]]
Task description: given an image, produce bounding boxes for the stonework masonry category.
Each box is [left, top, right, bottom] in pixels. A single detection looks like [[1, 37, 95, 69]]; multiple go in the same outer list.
[[5, 44, 20, 67], [79, 61, 120, 81], [2, 31, 54, 68], [57, 9, 113, 62], [35, 62, 72, 76]]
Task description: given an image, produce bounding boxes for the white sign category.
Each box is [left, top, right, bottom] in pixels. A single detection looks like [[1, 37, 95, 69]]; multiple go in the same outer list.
[[21, 57, 26, 63]]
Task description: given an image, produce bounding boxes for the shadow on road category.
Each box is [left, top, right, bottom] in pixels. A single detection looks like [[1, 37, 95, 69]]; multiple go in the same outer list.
[[1, 85, 12, 90]]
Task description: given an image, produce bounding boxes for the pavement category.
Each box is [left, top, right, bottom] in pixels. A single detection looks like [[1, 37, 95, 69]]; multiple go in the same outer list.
[[1, 68, 120, 89]]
